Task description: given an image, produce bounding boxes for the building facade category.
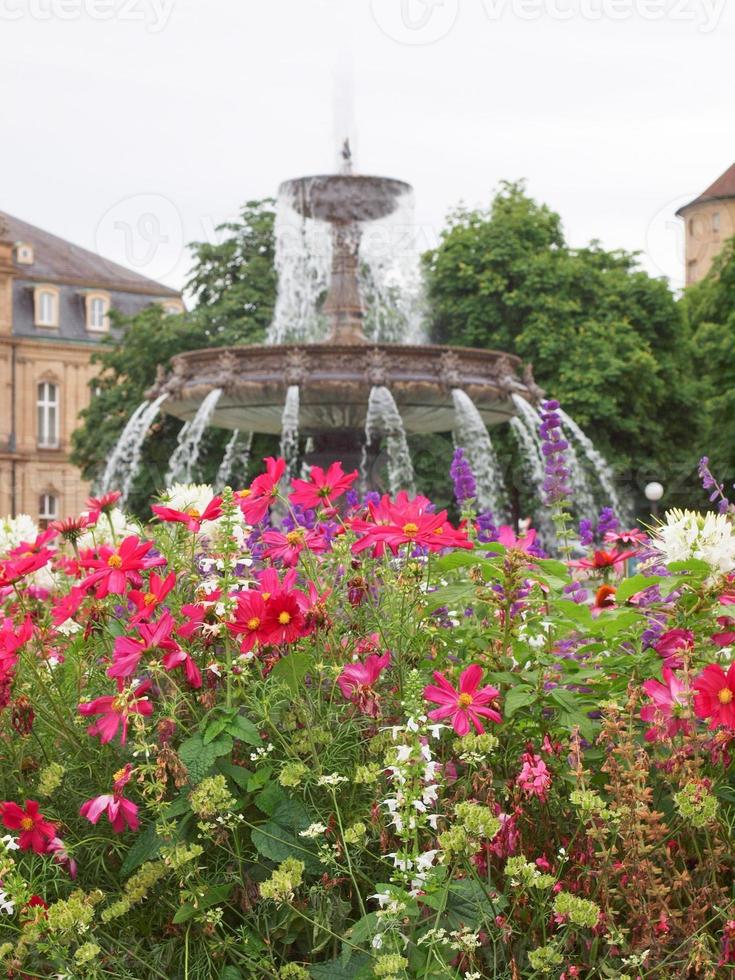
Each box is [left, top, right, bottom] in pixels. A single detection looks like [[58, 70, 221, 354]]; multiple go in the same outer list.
[[677, 162, 735, 286], [0, 212, 183, 522]]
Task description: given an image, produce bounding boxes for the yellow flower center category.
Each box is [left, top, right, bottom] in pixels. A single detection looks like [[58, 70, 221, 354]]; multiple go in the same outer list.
[[458, 693, 473, 708], [247, 616, 261, 631], [20, 816, 34, 831], [718, 687, 733, 705], [143, 592, 157, 606], [185, 507, 201, 518], [261, 592, 271, 602], [107, 554, 123, 568], [286, 530, 304, 545], [402, 522, 419, 536], [237, 488, 251, 498], [278, 611, 292, 625], [112, 767, 127, 783]]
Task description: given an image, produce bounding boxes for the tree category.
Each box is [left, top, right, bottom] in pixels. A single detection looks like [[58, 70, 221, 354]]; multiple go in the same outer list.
[[71, 200, 278, 514], [423, 182, 702, 511], [683, 238, 735, 484]]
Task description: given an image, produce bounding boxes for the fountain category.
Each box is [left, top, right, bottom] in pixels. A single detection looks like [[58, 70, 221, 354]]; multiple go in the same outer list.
[[129, 142, 626, 536]]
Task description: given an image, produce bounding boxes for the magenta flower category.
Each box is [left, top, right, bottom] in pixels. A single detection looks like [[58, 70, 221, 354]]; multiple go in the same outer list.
[[80, 765, 139, 833], [290, 461, 358, 509], [423, 665, 502, 736], [654, 628, 694, 670], [640, 667, 692, 742], [78, 680, 154, 745], [337, 653, 390, 717], [693, 662, 735, 730], [517, 752, 552, 801]]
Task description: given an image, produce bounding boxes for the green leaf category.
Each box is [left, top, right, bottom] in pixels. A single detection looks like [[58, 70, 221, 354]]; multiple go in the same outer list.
[[504, 685, 537, 717], [270, 652, 313, 694], [172, 884, 232, 924], [202, 715, 230, 745], [219, 968, 243, 980], [119, 823, 162, 876], [667, 559, 712, 576], [554, 599, 594, 628], [226, 713, 261, 745], [247, 766, 273, 792], [217, 760, 252, 790], [615, 574, 663, 603], [251, 799, 321, 871], [254, 781, 286, 816], [309, 954, 372, 979], [179, 733, 233, 784], [548, 688, 581, 713]]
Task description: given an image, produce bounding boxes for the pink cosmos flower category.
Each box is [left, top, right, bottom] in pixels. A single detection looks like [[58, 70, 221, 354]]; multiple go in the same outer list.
[[107, 612, 180, 680], [160, 647, 202, 689], [337, 652, 390, 717], [0, 800, 57, 853], [236, 457, 286, 524], [289, 462, 358, 509], [569, 548, 637, 573], [496, 525, 538, 553], [262, 527, 329, 567], [128, 571, 177, 624], [86, 490, 122, 517], [517, 751, 552, 801], [228, 590, 270, 653], [654, 628, 694, 670], [78, 679, 154, 745], [79, 536, 165, 598], [80, 765, 139, 833], [423, 665, 502, 736], [693, 663, 735, 730], [351, 492, 471, 556], [151, 496, 222, 533], [640, 667, 692, 742]]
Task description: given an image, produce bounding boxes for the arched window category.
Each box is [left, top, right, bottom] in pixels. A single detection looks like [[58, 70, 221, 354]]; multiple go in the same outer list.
[[86, 292, 110, 332], [38, 492, 58, 528], [37, 381, 59, 448], [713, 211, 721, 233], [34, 286, 59, 328]]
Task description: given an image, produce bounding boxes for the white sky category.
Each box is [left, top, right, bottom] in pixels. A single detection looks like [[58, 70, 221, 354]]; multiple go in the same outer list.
[[1, 0, 733, 295]]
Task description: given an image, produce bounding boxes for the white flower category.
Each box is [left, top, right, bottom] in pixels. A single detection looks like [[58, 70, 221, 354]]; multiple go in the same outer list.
[[395, 744, 412, 763], [0, 890, 14, 915], [299, 822, 327, 838], [415, 849, 438, 872], [0, 514, 38, 557], [78, 508, 139, 549], [316, 773, 348, 787], [654, 509, 735, 574], [1, 835, 19, 851]]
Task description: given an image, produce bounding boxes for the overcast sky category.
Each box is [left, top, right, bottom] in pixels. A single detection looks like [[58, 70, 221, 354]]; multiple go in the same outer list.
[[1, 0, 733, 295]]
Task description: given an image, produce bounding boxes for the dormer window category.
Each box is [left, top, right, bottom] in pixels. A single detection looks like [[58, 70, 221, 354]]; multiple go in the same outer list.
[[161, 298, 185, 315], [15, 242, 34, 265], [34, 285, 59, 328], [86, 291, 110, 332]]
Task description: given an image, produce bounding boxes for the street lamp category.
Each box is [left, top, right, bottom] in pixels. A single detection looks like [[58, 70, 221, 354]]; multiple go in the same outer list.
[[645, 481, 664, 518]]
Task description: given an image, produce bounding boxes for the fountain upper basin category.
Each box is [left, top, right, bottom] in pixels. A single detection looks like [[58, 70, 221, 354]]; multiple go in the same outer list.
[[158, 342, 539, 436], [279, 175, 412, 223]]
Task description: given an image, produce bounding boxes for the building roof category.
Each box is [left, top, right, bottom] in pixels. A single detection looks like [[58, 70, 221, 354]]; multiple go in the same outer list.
[[0, 209, 180, 297], [676, 162, 735, 215]]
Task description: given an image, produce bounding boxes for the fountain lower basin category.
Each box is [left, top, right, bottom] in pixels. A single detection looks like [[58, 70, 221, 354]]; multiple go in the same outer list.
[[158, 342, 540, 436]]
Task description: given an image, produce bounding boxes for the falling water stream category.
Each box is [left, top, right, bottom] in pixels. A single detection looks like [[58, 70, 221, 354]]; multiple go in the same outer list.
[[215, 430, 254, 491], [279, 385, 301, 480], [557, 408, 629, 524], [365, 386, 416, 497], [165, 389, 223, 486], [451, 389, 508, 520], [99, 393, 169, 505], [509, 416, 556, 548]]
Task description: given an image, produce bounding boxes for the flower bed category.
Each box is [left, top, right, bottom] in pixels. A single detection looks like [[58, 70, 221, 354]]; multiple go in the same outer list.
[[0, 454, 733, 978]]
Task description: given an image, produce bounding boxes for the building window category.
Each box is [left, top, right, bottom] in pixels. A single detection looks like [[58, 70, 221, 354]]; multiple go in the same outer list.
[[86, 292, 110, 332], [37, 381, 59, 448], [15, 243, 34, 265], [34, 286, 59, 328], [38, 493, 58, 528], [713, 211, 721, 233], [160, 299, 185, 316]]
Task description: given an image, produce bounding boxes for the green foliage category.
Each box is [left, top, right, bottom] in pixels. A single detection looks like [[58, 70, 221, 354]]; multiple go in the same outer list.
[[70, 200, 278, 514], [684, 238, 735, 484], [423, 181, 703, 509]]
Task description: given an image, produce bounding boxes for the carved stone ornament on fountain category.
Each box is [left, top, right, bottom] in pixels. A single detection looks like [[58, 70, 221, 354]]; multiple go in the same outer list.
[[437, 350, 463, 391], [522, 363, 545, 404], [283, 348, 308, 386], [145, 364, 168, 401], [214, 350, 241, 394], [365, 347, 389, 387]]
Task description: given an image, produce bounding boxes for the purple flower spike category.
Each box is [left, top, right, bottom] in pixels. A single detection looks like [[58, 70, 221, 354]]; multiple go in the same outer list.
[[539, 399, 571, 505], [450, 447, 477, 505]]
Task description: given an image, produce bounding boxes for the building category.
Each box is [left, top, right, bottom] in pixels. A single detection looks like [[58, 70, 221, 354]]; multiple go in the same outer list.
[[0, 211, 183, 523], [677, 161, 735, 286]]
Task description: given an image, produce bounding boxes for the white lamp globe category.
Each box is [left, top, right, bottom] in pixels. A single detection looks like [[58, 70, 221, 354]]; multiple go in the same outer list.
[[644, 481, 664, 503]]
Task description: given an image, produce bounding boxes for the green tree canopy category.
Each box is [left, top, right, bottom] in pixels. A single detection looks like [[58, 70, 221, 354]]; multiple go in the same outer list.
[[71, 200, 278, 513], [683, 238, 735, 484], [423, 182, 702, 509]]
